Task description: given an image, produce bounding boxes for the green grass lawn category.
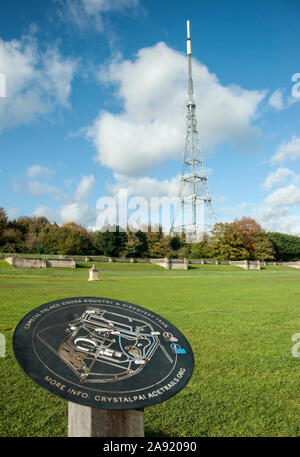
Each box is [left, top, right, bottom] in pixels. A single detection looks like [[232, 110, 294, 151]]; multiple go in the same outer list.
[[0, 261, 300, 437]]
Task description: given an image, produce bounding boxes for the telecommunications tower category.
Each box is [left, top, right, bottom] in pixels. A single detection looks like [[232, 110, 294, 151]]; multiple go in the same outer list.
[[171, 20, 216, 242]]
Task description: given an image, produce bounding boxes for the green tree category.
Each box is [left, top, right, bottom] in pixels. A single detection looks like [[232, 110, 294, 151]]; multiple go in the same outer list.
[[251, 232, 275, 260], [134, 230, 148, 257], [268, 232, 300, 261], [146, 227, 169, 258], [89, 230, 104, 255], [38, 225, 63, 254], [0, 207, 8, 238], [169, 234, 182, 251], [122, 231, 143, 258], [25, 232, 43, 254], [1, 227, 25, 253], [206, 222, 249, 260], [97, 226, 127, 257], [190, 240, 209, 259], [177, 245, 190, 259], [61, 222, 95, 254]]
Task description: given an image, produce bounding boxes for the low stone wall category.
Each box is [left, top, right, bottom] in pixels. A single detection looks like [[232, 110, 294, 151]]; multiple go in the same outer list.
[[150, 258, 188, 270], [248, 261, 261, 270], [7, 255, 293, 271], [5, 257, 76, 269], [169, 260, 188, 270], [47, 259, 76, 268], [282, 261, 300, 269], [230, 260, 249, 270], [5, 257, 46, 268], [229, 260, 261, 270], [190, 259, 219, 264]]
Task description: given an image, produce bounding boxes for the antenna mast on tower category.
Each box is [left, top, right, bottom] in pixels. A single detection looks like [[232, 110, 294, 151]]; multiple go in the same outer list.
[[171, 20, 216, 242]]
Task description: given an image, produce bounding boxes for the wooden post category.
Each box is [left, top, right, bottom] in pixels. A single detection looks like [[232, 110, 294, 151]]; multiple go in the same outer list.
[[68, 402, 144, 437]]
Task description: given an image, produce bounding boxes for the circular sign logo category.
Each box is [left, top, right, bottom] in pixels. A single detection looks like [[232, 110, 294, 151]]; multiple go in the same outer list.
[[13, 297, 194, 409]]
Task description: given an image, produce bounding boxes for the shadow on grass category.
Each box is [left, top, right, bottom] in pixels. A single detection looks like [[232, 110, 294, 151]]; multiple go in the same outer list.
[[144, 428, 171, 437]]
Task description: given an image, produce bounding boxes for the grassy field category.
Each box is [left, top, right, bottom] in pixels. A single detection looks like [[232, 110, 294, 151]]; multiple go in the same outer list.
[[0, 260, 300, 437]]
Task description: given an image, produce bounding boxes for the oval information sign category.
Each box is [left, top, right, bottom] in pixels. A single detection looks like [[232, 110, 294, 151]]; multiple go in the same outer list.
[[13, 297, 194, 409]]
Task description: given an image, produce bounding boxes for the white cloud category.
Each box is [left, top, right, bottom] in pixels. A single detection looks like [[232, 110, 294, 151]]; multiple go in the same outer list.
[[256, 181, 300, 235], [0, 35, 77, 132], [268, 89, 284, 110], [107, 173, 180, 200], [58, 0, 140, 32], [265, 185, 300, 208], [267, 85, 300, 112], [256, 205, 300, 236], [6, 207, 19, 220], [33, 204, 57, 220], [12, 176, 60, 198], [87, 42, 265, 177], [263, 168, 295, 191], [257, 139, 300, 234], [26, 165, 54, 179], [40, 48, 76, 108], [33, 174, 96, 226], [73, 174, 95, 201], [26, 181, 61, 198], [89, 111, 183, 176], [60, 202, 95, 225], [216, 202, 251, 222], [272, 135, 300, 163], [60, 174, 96, 223]]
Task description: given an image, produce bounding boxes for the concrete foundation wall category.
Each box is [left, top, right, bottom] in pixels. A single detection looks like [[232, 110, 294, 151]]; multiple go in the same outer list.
[[5, 257, 76, 268]]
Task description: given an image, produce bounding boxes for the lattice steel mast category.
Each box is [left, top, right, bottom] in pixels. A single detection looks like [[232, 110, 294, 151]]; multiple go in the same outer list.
[[171, 20, 216, 241]]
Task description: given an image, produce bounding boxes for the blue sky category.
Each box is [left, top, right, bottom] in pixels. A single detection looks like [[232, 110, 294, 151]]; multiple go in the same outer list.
[[0, 0, 300, 234]]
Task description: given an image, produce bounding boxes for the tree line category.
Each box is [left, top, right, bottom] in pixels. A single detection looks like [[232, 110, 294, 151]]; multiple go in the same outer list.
[[1, 208, 300, 261]]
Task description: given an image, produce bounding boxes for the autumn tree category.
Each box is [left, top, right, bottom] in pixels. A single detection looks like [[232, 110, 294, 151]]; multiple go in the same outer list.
[[61, 222, 95, 254], [25, 232, 43, 253], [122, 230, 143, 257], [234, 217, 264, 258], [146, 226, 169, 258], [206, 222, 249, 260], [1, 227, 25, 252], [251, 232, 275, 260]]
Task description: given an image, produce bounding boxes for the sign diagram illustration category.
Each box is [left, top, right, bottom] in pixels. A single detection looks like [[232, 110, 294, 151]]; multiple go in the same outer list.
[[13, 297, 194, 409]]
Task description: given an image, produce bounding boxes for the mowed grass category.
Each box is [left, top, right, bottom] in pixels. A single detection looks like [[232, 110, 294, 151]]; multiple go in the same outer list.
[[0, 260, 300, 437]]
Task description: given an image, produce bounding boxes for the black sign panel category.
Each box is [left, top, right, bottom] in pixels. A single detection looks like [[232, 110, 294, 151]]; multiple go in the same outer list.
[[13, 297, 194, 409]]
